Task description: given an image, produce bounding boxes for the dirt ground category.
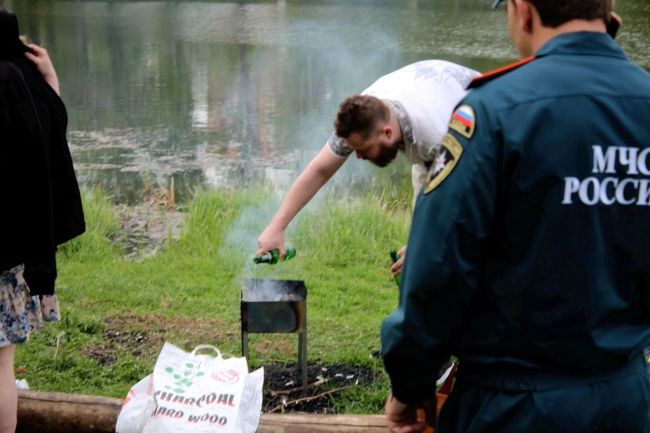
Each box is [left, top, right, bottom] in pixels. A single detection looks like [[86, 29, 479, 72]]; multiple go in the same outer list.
[[261, 362, 376, 413]]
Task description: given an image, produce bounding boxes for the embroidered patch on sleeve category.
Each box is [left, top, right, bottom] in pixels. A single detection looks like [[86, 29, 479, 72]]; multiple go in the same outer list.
[[424, 134, 463, 194], [449, 104, 476, 139]]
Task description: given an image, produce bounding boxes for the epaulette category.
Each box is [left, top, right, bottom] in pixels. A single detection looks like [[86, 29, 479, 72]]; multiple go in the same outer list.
[[468, 56, 536, 89]]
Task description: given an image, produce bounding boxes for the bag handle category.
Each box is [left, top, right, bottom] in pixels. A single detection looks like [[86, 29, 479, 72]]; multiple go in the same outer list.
[[190, 345, 222, 357]]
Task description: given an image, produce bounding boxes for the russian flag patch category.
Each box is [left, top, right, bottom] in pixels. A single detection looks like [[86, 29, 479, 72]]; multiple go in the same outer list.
[[450, 105, 476, 139]]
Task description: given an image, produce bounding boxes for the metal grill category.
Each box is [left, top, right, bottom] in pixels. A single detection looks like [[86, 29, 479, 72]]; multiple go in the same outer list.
[[241, 278, 307, 390]]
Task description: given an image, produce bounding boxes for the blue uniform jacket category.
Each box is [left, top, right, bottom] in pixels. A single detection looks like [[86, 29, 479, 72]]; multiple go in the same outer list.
[[381, 32, 650, 404]]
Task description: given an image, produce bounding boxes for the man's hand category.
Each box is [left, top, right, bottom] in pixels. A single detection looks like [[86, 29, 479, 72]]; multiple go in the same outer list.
[[385, 393, 435, 433], [390, 245, 407, 278], [256, 225, 286, 257], [25, 44, 60, 95]]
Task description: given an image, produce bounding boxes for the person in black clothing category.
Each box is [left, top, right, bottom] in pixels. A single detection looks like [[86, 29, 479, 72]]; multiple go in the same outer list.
[[0, 10, 85, 433]]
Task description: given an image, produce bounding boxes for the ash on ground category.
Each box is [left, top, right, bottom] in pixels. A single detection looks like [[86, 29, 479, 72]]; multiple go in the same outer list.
[[259, 361, 377, 413]]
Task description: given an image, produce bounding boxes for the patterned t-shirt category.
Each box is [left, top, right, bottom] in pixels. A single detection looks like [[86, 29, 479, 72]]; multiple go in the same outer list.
[[326, 60, 479, 190]]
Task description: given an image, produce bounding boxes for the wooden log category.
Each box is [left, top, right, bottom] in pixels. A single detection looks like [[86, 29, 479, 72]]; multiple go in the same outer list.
[[258, 413, 387, 433], [17, 390, 389, 433], [17, 390, 121, 433]]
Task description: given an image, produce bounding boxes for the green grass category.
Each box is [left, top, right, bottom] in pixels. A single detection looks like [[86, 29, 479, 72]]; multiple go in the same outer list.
[[15, 186, 412, 414]]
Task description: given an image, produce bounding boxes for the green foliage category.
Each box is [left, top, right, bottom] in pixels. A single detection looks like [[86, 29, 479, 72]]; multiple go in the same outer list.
[[16, 186, 412, 414], [58, 188, 122, 261]]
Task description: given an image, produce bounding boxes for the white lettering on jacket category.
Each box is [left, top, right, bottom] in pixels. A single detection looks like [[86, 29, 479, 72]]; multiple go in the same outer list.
[[563, 145, 650, 205]]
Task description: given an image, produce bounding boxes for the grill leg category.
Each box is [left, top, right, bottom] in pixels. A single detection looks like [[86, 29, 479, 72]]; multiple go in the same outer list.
[[298, 328, 307, 393], [242, 331, 249, 358]]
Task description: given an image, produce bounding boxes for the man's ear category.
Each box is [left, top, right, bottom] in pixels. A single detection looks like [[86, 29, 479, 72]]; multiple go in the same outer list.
[[384, 126, 393, 139], [513, 0, 534, 33]]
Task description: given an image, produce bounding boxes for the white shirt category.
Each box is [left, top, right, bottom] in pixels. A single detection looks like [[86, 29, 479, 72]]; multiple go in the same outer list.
[[326, 60, 479, 194]]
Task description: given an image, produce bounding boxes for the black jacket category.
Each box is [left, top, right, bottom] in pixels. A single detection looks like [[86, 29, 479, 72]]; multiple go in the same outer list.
[[0, 52, 85, 295]]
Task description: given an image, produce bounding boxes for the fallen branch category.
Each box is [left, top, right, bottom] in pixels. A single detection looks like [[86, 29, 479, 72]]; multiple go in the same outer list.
[[270, 377, 329, 397], [268, 385, 354, 413]]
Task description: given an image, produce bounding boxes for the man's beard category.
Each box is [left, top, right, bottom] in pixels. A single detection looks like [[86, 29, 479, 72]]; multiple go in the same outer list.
[[370, 146, 398, 167]]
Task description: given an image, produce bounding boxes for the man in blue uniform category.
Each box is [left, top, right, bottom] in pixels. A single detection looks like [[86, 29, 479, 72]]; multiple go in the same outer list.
[[381, 0, 650, 432]]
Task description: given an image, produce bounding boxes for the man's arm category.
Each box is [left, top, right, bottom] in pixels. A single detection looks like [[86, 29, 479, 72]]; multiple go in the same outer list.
[[257, 144, 347, 256], [390, 161, 436, 278], [381, 98, 500, 425]]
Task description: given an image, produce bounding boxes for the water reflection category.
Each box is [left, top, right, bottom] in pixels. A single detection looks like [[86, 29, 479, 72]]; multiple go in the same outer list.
[[8, 0, 650, 204]]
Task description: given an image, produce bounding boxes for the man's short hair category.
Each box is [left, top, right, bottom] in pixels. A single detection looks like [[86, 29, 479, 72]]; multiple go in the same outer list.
[[523, 0, 611, 27], [335, 95, 389, 139]]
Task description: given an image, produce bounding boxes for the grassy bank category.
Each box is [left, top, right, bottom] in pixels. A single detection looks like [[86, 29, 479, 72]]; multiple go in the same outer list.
[[15, 186, 412, 414]]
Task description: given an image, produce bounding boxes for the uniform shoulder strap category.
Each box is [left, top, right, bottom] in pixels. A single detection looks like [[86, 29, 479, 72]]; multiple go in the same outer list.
[[468, 56, 536, 89]]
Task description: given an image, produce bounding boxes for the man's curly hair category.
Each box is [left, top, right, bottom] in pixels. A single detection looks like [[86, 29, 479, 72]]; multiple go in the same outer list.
[[335, 95, 389, 139]]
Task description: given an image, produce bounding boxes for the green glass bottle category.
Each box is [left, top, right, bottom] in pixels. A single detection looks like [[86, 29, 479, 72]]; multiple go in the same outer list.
[[253, 245, 297, 264], [389, 248, 402, 287]]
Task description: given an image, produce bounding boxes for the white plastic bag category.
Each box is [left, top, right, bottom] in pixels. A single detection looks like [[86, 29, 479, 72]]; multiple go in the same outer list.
[[233, 367, 264, 433], [141, 342, 263, 433], [115, 374, 155, 433], [15, 379, 29, 390]]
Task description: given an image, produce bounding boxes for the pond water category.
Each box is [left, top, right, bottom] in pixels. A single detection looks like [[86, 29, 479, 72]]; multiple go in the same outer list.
[[9, 0, 650, 204]]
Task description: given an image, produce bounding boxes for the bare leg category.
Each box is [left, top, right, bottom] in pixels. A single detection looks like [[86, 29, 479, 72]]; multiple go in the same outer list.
[[0, 344, 17, 433]]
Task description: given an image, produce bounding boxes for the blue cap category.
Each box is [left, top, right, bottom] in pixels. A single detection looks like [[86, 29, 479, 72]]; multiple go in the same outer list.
[[491, 0, 506, 9]]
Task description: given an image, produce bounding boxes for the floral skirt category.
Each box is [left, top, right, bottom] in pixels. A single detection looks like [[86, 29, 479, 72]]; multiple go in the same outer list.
[[0, 264, 60, 348]]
